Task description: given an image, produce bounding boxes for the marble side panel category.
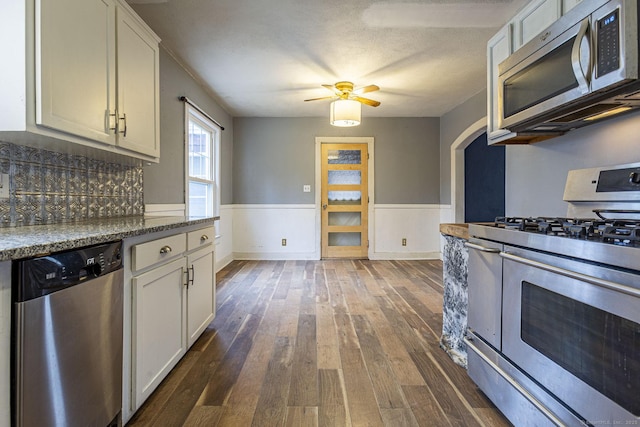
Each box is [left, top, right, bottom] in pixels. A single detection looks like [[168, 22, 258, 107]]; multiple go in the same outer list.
[[440, 234, 469, 367]]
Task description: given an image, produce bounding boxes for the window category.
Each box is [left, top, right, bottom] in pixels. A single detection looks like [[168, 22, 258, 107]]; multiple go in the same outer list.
[[185, 105, 220, 218]]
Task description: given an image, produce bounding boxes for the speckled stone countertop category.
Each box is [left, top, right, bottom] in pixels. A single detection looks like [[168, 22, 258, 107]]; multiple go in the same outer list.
[[0, 216, 219, 261]]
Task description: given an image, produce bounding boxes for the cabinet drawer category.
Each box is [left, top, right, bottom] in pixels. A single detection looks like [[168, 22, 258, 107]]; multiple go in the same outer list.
[[187, 227, 215, 251], [132, 233, 186, 272]]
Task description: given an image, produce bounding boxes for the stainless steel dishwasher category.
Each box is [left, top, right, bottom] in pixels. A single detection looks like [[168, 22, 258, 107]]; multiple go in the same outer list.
[[12, 241, 124, 427]]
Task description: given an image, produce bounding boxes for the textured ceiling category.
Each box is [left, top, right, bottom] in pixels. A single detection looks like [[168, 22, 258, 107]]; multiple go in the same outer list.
[[127, 0, 528, 118]]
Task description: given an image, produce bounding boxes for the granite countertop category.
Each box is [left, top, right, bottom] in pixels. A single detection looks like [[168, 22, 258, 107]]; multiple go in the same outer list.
[[0, 215, 219, 261], [440, 223, 469, 240]]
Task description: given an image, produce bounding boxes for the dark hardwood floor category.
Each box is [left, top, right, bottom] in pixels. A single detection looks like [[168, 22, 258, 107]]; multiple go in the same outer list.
[[127, 259, 510, 426]]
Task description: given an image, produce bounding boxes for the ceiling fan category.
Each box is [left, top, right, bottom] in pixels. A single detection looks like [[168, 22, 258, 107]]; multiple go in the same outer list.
[[304, 81, 381, 107]]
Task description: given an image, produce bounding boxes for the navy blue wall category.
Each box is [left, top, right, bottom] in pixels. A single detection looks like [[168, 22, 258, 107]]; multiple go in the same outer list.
[[464, 133, 505, 222]]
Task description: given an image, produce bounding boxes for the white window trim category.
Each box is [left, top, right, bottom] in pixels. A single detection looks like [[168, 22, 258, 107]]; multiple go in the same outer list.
[[184, 104, 221, 218]]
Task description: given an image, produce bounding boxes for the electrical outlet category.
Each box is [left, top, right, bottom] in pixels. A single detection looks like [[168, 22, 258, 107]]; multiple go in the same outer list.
[[402, 238, 407, 246], [282, 238, 287, 246], [0, 174, 9, 199], [303, 184, 311, 192]]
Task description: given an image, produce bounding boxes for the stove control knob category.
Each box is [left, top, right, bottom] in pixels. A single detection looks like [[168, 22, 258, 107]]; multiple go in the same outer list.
[[630, 172, 640, 184]]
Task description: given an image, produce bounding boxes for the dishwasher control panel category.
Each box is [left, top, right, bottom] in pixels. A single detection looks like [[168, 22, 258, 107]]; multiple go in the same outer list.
[[13, 240, 123, 302]]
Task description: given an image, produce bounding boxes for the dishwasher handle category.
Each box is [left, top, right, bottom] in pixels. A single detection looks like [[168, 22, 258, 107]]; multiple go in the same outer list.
[[465, 242, 501, 253]]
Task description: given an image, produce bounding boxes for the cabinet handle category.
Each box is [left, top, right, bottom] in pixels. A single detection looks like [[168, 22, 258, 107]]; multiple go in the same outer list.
[[159, 245, 172, 254], [108, 110, 118, 133], [200, 235, 209, 242], [189, 265, 195, 287], [119, 113, 127, 137]]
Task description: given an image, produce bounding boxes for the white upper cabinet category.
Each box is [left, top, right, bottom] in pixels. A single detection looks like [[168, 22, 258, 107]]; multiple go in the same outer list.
[[0, 0, 160, 162], [563, 0, 583, 14], [38, 0, 117, 146], [115, 4, 160, 157], [487, 24, 515, 142], [513, 0, 562, 49]]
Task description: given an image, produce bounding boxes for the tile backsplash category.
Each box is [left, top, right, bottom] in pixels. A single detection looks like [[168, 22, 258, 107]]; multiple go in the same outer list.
[[0, 141, 144, 227]]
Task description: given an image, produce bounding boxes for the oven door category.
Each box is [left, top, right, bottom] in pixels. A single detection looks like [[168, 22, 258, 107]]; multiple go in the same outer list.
[[501, 246, 640, 425]]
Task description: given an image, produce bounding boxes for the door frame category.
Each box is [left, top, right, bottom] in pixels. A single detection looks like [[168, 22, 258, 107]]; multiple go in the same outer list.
[[315, 137, 374, 259]]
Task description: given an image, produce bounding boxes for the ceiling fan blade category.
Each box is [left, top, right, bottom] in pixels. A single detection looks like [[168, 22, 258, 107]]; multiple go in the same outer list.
[[322, 84, 343, 95], [353, 85, 380, 95], [353, 96, 381, 107], [304, 96, 337, 102]]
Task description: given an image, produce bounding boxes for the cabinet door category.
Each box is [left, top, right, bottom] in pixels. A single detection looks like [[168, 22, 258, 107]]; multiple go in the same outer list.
[[37, 0, 117, 145], [487, 24, 515, 143], [186, 247, 215, 347], [562, 0, 583, 14], [513, 0, 561, 48], [133, 257, 186, 407], [115, 3, 160, 157]]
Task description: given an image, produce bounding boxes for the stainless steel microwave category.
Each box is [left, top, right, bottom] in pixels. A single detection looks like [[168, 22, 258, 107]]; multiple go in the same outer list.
[[498, 0, 640, 134]]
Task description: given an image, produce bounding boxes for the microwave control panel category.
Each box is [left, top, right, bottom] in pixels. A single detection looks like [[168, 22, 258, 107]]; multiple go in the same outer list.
[[596, 9, 620, 77]]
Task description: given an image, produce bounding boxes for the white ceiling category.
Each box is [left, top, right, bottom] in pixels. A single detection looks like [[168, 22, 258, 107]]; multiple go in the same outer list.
[[127, 0, 528, 118]]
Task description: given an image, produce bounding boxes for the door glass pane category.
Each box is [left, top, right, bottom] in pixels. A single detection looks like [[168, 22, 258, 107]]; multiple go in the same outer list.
[[328, 191, 361, 205], [328, 232, 361, 246], [521, 281, 640, 416], [328, 212, 361, 226], [503, 39, 578, 118], [328, 150, 361, 164], [328, 170, 361, 185]]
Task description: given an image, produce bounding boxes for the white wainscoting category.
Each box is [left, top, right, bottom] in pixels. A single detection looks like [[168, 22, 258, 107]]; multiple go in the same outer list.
[[232, 204, 319, 260], [215, 205, 234, 271], [154, 204, 448, 264], [371, 204, 443, 260], [439, 204, 454, 260]]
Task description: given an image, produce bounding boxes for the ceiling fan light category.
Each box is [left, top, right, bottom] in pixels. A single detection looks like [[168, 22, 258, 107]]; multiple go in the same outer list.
[[330, 99, 361, 127]]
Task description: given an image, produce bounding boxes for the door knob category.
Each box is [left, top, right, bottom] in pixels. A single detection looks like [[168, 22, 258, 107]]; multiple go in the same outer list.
[[322, 204, 327, 210]]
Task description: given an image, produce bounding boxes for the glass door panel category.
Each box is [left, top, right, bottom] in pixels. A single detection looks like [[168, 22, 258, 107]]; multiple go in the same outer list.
[[328, 191, 361, 205], [328, 170, 361, 185], [327, 150, 361, 164], [328, 212, 361, 226], [328, 232, 361, 247]]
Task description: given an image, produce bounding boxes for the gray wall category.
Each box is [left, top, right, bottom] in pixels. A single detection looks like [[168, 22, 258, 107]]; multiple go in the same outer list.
[[439, 89, 487, 205], [144, 48, 233, 205], [439, 87, 640, 216], [233, 117, 440, 205], [505, 110, 640, 216]]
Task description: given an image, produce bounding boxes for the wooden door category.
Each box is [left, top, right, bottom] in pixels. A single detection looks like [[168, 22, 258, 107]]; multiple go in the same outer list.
[[321, 143, 368, 258]]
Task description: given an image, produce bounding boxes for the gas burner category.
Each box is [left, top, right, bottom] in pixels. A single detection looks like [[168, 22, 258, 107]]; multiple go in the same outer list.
[[493, 216, 640, 246]]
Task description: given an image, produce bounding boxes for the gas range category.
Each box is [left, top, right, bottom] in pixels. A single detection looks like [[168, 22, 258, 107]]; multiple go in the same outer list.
[[471, 163, 640, 272], [465, 163, 640, 426]]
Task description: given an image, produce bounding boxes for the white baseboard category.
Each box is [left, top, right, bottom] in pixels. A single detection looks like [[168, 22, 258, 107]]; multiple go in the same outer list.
[[369, 251, 441, 260], [233, 251, 319, 261]]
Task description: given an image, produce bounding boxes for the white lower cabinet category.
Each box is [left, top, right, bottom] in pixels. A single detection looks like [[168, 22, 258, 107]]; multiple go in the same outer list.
[[124, 225, 215, 421], [187, 246, 215, 347], [133, 257, 187, 406]]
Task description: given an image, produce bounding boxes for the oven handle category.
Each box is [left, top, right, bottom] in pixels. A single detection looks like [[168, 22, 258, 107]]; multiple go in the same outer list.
[[500, 252, 640, 298], [464, 242, 501, 253], [464, 336, 565, 426]]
